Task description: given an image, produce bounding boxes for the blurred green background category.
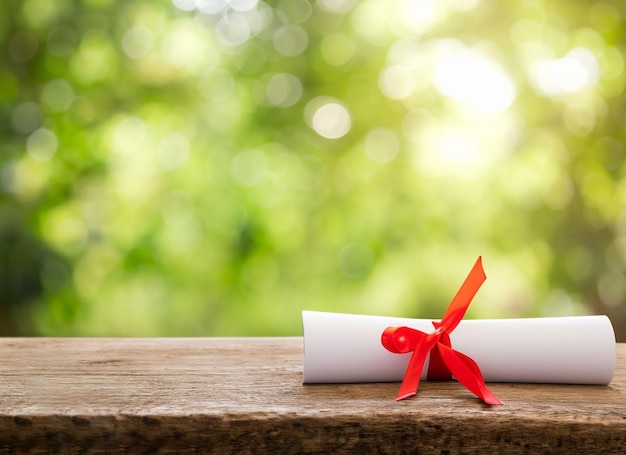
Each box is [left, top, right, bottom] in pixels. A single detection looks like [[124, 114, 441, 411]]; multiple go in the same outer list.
[[2, 0, 626, 340]]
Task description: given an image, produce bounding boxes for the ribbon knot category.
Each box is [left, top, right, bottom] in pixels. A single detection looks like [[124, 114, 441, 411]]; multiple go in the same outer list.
[[381, 257, 503, 405]]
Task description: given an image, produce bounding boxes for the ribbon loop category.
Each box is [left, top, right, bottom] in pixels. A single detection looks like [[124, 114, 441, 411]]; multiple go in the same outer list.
[[381, 326, 425, 354], [381, 256, 503, 405]]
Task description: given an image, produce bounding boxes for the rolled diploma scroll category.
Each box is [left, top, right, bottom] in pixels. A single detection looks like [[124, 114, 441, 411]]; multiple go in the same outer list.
[[302, 311, 616, 385]]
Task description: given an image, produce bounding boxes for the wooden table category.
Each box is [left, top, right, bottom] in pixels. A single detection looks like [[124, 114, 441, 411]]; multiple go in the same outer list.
[[0, 338, 624, 454]]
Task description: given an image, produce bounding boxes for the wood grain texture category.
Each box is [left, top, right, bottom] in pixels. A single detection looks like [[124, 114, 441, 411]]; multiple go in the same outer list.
[[0, 338, 624, 454]]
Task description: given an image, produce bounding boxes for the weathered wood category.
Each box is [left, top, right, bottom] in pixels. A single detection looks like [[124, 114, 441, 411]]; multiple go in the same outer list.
[[0, 338, 624, 454]]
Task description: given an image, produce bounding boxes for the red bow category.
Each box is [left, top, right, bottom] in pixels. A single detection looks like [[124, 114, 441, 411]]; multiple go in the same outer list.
[[381, 257, 502, 405]]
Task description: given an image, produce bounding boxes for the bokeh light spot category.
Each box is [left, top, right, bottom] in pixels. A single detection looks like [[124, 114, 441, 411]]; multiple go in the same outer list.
[[599, 46, 624, 80], [266, 73, 302, 107], [22, 0, 65, 30], [402, 108, 435, 144], [543, 174, 574, 211], [306, 99, 352, 139], [157, 132, 191, 170], [321, 32, 356, 67], [215, 14, 251, 46], [112, 116, 148, 155], [563, 102, 596, 136], [598, 271, 626, 307], [41, 204, 88, 255], [509, 18, 541, 45], [364, 128, 400, 163], [531, 47, 599, 96], [70, 32, 118, 85], [277, 0, 312, 24], [230, 0, 259, 13], [122, 25, 154, 59], [273, 25, 308, 57], [40, 79, 74, 113], [172, 0, 196, 11], [26, 129, 58, 162], [196, 0, 228, 15], [379, 65, 416, 100], [162, 22, 219, 73], [318, 0, 357, 14]]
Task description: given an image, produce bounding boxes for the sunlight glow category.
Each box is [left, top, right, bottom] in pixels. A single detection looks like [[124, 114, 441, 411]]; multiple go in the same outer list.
[[433, 40, 516, 115], [411, 125, 483, 177], [435, 130, 479, 164], [531, 47, 599, 96], [399, 0, 435, 33]]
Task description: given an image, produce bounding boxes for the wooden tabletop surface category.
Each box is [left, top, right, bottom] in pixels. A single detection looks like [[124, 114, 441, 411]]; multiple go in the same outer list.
[[0, 338, 624, 454]]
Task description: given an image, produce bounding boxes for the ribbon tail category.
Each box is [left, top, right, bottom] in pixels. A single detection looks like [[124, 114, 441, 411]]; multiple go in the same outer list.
[[395, 338, 435, 401], [440, 257, 486, 333], [438, 343, 503, 406]]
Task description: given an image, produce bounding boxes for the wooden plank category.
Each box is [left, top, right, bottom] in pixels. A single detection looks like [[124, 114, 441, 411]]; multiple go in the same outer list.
[[0, 338, 624, 454]]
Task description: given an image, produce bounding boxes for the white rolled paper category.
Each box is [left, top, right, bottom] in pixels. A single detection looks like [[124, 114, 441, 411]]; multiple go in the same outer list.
[[302, 310, 616, 385]]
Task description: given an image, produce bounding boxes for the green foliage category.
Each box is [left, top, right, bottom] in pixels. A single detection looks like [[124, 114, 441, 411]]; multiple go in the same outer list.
[[2, 0, 626, 338]]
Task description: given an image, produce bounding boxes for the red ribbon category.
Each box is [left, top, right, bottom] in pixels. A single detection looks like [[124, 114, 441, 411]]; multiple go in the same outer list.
[[381, 257, 503, 405]]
